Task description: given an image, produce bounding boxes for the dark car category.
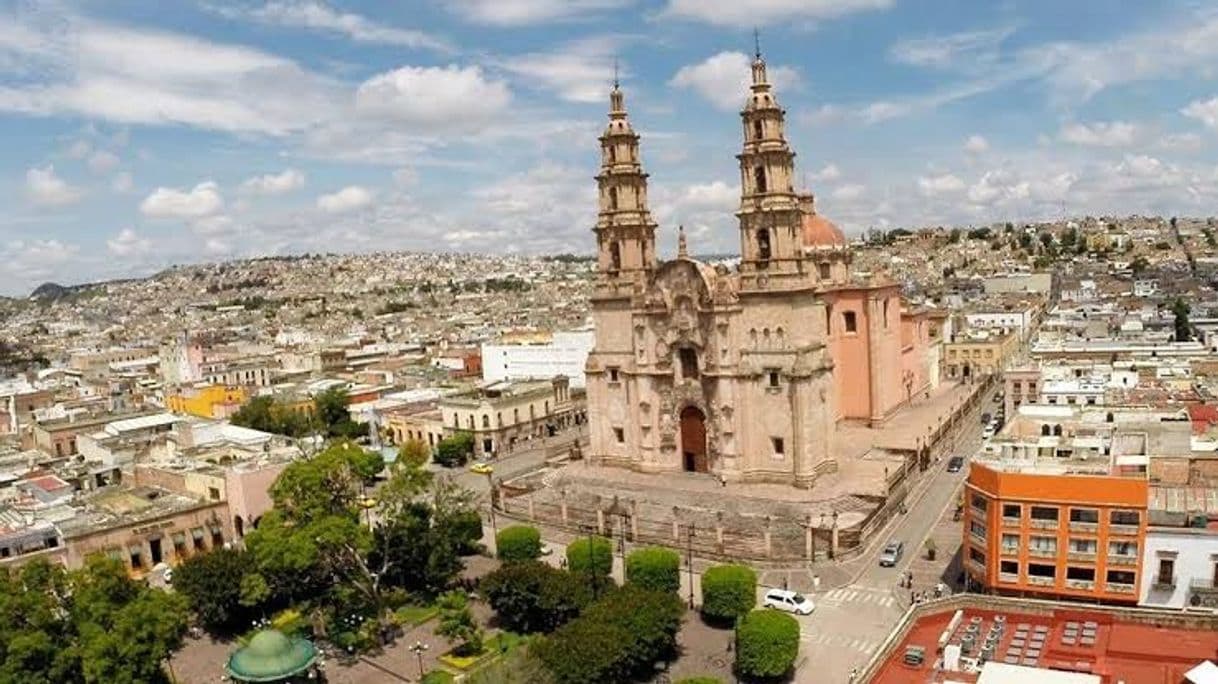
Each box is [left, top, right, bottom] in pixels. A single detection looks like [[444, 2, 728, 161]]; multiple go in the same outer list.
[[947, 456, 965, 473]]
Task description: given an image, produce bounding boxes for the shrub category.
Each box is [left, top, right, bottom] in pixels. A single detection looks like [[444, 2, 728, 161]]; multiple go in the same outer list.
[[481, 562, 592, 634], [565, 536, 613, 577], [534, 585, 683, 684], [496, 525, 541, 562], [735, 609, 800, 679], [435, 432, 474, 467], [700, 564, 756, 624], [626, 546, 680, 593], [447, 509, 484, 554], [420, 671, 455, 684]]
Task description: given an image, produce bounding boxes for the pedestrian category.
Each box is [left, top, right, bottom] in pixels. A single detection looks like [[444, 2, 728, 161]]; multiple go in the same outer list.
[[783, 576, 789, 591], [909, 589, 914, 603]]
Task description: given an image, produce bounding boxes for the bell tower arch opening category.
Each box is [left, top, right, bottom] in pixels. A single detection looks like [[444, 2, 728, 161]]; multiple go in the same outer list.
[[680, 406, 708, 473]]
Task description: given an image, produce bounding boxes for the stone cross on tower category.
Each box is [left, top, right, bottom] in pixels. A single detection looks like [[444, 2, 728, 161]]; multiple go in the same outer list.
[[677, 225, 688, 258]]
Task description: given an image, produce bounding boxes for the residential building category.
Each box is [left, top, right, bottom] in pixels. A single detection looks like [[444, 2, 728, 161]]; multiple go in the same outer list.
[[166, 384, 248, 419], [481, 329, 595, 389]]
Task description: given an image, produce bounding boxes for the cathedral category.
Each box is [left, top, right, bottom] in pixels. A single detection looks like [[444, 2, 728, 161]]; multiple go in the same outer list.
[[584, 50, 934, 488]]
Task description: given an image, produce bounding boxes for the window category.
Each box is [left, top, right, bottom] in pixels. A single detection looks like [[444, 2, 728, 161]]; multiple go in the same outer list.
[[1069, 538, 1097, 554], [467, 415, 474, 429], [513, 408, 520, 424], [482, 415, 490, 429], [1066, 566, 1095, 582], [1001, 534, 1020, 553], [1002, 504, 1021, 520], [757, 229, 771, 261], [768, 370, 780, 388], [1000, 560, 1019, 576], [1110, 510, 1140, 526], [614, 427, 625, 443], [819, 262, 831, 280], [754, 165, 767, 193], [772, 437, 785, 455], [753, 119, 763, 140], [483, 438, 493, 453], [1157, 558, 1175, 585], [1028, 536, 1057, 553], [825, 303, 833, 333], [970, 521, 987, 539], [680, 348, 699, 379], [1069, 508, 1099, 524], [883, 299, 890, 328], [1028, 563, 1056, 579], [608, 367, 620, 382], [1030, 506, 1058, 523], [497, 412, 502, 427], [969, 547, 985, 565], [1107, 569, 1135, 585], [844, 311, 858, 333], [608, 186, 618, 210], [1041, 424, 1051, 436], [1108, 540, 1136, 557], [129, 546, 143, 570], [1086, 396, 1097, 405], [192, 528, 206, 551], [970, 493, 988, 512], [1052, 424, 1063, 436], [610, 241, 621, 272]]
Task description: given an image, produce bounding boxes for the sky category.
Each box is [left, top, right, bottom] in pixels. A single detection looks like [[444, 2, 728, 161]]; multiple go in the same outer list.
[[2, 0, 1218, 295]]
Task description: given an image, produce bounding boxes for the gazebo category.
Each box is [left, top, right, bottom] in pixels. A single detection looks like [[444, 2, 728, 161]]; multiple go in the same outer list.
[[225, 629, 320, 683]]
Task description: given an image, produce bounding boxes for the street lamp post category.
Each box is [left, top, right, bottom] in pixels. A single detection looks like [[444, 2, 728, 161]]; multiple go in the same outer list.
[[409, 641, 429, 680], [586, 524, 599, 600], [686, 522, 696, 609]]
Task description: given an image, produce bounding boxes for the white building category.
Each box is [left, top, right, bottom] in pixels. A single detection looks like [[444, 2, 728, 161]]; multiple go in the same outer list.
[[1139, 526, 1218, 610], [481, 330, 594, 389], [965, 308, 1036, 340]]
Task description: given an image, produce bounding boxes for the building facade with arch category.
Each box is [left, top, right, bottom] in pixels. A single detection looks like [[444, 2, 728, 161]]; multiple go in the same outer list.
[[585, 51, 935, 488]]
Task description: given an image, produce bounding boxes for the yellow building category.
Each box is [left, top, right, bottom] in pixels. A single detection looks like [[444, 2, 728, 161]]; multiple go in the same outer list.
[[167, 384, 247, 419], [943, 331, 1019, 380]]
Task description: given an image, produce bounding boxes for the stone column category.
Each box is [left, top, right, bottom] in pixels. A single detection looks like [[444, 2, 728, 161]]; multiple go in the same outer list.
[[596, 508, 605, 535], [763, 516, 773, 559], [560, 490, 569, 525], [630, 500, 639, 540], [672, 507, 680, 541]]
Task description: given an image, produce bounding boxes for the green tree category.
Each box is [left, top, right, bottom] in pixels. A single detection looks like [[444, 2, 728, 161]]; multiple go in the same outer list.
[[434, 432, 474, 467], [480, 562, 592, 634], [1018, 233, 1033, 251], [435, 591, 483, 656], [735, 609, 799, 679], [1173, 298, 1192, 342], [398, 438, 431, 465], [1130, 256, 1150, 275], [173, 548, 259, 633], [314, 387, 363, 438], [566, 536, 613, 577], [947, 229, 961, 244], [496, 525, 542, 563], [466, 646, 554, 684], [1061, 226, 1077, 246], [625, 547, 680, 593], [700, 564, 756, 624]]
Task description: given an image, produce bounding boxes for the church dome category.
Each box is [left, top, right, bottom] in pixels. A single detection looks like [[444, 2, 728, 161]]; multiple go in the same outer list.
[[801, 212, 846, 249]]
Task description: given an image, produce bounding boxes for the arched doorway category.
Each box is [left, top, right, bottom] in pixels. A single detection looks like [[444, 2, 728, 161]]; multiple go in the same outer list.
[[234, 515, 245, 538], [680, 406, 708, 473]]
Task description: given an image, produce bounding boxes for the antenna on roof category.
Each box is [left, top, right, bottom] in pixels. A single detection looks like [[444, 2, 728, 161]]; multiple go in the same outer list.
[[753, 27, 762, 59]]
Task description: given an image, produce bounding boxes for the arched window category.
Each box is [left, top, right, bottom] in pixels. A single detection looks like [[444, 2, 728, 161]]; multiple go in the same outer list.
[[1053, 424, 1062, 436], [610, 241, 622, 272], [825, 303, 833, 334], [482, 415, 490, 429], [883, 299, 890, 328], [530, 405, 536, 420], [1041, 425, 1051, 436], [608, 186, 618, 210], [608, 145, 616, 164], [754, 165, 767, 193], [757, 229, 771, 261], [467, 415, 474, 429], [514, 408, 519, 424], [753, 119, 763, 141]]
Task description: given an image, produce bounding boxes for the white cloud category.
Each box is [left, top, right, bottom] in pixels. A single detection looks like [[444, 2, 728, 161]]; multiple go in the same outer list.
[[1116, 154, 1170, 179], [87, 149, 120, 174], [1158, 132, 1203, 152], [112, 171, 134, 193], [0, 239, 83, 293], [964, 135, 989, 154], [831, 184, 866, 201], [917, 173, 966, 197], [106, 228, 152, 256], [67, 140, 92, 159], [207, 1, 450, 52], [25, 165, 83, 206], [1183, 97, 1218, 130], [670, 52, 799, 111], [140, 182, 224, 219], [810, 164, 841, 182], [494, 35, 621, 103], [392, 167, 418, 187], [663, 0, 891, 26], [446, 0, 631, 25], [1059, 121, 1138, 147], [890, 26, 1016, 69], [355, 65, 512, 132], [674, 181, 738, 211], [317, 186, 374, 213], [240, 169, 305, 196], [798, 104, 845, 126]]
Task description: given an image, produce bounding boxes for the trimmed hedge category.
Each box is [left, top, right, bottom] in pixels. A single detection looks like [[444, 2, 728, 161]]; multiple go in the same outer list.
[[700, 564, 756, 623], [566, 536, 613, 576], [735, 609, 800, 679], [480, 561, 591, 634], [497, 525, 542, 562], [626, 546, 681, 593]]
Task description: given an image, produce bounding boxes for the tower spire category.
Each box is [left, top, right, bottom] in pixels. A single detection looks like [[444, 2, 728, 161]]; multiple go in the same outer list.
[[750, 29, 768, 86], [613, 57, 620, 90], [754, 27, 761, 60], [594, 78, 657, 294], [678, 225, 688, 258]]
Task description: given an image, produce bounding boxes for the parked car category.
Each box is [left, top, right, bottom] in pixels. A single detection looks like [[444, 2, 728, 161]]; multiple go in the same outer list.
[[763, 588, 816, 615], [947, 456, 965, 473], [469, 462, 493, 475], [982, 426, 995, 440], [879, 541, 904, 567]]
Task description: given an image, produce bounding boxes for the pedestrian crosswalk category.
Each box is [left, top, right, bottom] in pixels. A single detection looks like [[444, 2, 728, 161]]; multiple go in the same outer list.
[[799, 629, 880, 655], [820, 586, 896, 608]]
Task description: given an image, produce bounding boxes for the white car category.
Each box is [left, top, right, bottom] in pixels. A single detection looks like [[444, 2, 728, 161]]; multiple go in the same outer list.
[[763, 588, 815, 615]]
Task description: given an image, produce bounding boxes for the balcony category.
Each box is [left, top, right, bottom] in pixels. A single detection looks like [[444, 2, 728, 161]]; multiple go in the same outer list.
[[999, 572, 1020, 584], [969, 532, 987, 547], [1030, 518, 1059, 530], [966, 557, 985, 573], [1000, 546, 1020, 557], [970, 505, 988, 520], [1065, 579, 1096, 591], [1069, 521, 1099, 534], [1109, 524, 1139, 537], [1001, 517, 1022, 528], [1188, 580, 1218, 609], [1028, 547, 1058, 559], [1152, 575, 1176, 591], [1027, 575, 1056, 587], [1068, 551, 1097, 563], [1106, 582, 1136, 594], [1108, 554, 1137, 566]]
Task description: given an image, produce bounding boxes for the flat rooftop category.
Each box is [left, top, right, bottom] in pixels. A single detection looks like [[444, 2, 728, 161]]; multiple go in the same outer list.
[[867, 597, 1218, 684]]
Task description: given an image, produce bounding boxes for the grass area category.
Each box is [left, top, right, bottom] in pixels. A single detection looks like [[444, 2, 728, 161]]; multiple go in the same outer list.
[[420, 671, 455, 684], [438, 632, 527, 671], [394, 603, 439, 626]]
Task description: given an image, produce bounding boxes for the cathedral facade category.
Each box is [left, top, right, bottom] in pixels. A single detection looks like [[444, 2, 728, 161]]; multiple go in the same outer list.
[[585, 52, 934, 488]]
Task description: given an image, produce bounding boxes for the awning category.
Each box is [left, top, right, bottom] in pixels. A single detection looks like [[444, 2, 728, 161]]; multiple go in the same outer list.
[[1186, 660, 1218, 684]]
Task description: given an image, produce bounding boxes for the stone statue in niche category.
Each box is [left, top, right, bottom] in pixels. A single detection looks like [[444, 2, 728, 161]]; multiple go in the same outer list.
[[674, 296, 696, 331], [659, 412, 676, 444]]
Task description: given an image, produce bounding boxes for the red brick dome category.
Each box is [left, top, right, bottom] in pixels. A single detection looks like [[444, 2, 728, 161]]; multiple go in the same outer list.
[[801, 213, 846, 248]]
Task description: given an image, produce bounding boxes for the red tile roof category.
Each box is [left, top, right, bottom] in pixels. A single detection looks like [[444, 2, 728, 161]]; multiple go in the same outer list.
[[1189, 404, 1218, 435]]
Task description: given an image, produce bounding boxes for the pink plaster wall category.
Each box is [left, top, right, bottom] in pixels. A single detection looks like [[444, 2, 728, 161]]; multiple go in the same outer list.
[[224, 463, 287, 533], [826, 290, 873, 421]]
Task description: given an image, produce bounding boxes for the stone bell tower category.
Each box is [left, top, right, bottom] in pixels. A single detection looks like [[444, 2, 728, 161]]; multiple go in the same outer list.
[[736, 41, 805, 290], [593, 75, 657, 299]]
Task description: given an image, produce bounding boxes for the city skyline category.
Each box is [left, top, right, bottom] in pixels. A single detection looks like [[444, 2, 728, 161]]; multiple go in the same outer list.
[[3, 1, 1218, 294]]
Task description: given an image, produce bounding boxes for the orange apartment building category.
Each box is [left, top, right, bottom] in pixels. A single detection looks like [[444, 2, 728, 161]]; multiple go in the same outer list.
[[964, 461, 1147, 604]]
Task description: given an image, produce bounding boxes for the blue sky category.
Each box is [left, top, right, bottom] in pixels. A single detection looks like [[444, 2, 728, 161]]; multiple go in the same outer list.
[[2, 0, 1218, 294]]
